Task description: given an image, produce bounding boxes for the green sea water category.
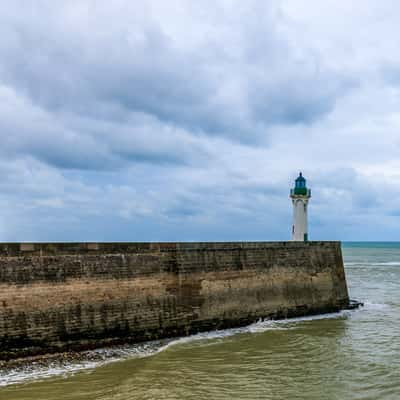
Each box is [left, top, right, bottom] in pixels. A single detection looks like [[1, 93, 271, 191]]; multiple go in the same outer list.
[[1, 242, 400, 400]]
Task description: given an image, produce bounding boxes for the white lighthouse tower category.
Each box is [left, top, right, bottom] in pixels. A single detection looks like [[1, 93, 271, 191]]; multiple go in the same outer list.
[[290, 172, 311, 241]]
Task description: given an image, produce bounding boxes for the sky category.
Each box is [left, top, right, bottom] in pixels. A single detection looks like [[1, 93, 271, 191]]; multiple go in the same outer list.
[[0, 0, 399, 242]]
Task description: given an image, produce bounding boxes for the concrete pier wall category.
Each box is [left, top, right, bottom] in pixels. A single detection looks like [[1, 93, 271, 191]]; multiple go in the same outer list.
[[0, 241, 349, 359]]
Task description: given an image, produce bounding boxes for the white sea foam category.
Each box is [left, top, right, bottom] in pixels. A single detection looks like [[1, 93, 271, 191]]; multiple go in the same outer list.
[[373, 262, 400, 266], [0, 360, 100, 387]]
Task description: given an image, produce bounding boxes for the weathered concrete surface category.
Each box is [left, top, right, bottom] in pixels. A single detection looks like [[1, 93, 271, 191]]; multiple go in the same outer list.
[[0, 241, 349, 359]]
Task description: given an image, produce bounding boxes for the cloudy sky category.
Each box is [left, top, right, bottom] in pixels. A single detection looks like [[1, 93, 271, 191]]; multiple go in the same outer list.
[[0, 0, 399, 242]]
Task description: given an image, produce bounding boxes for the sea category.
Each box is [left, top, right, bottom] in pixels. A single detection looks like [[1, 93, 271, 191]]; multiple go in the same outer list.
[[1, 242, 399, 400]]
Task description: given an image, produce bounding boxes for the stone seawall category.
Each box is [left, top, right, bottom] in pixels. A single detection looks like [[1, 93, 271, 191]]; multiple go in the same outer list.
[[0, 241, 349, 359]]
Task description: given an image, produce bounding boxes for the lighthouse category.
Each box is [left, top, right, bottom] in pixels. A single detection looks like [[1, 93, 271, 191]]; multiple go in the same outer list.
[[290, 172, 311, 241]]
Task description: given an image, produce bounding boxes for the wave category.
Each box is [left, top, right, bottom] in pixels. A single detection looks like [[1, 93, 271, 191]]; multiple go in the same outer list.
[[345, 262, 400, 266], [0, 309, 358, 387], [361, 301, 390, 311]]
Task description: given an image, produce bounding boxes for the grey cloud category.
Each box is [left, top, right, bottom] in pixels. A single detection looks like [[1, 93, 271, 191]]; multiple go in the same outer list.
[[0, 1, 351, 150], [0, 84, 212, 170]]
